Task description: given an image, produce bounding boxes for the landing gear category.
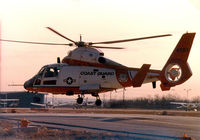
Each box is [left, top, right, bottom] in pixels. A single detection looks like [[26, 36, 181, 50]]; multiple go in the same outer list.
[[77, 95, 84, 104], [76, 93, 102, 106], [95, 99, 102, 106], [92, 94, 102, 106]]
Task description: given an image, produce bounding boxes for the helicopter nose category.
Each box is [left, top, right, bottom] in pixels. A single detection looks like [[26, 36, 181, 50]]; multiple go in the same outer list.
[[24, 76, 36, 89], [23, 80, 29, 89], [24, 80, 32, 89]]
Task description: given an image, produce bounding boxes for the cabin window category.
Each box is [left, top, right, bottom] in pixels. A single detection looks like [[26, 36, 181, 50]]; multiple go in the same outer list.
[[43, 80, 57, 85]]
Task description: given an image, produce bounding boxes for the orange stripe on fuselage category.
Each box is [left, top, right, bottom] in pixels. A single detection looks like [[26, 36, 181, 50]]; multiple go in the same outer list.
[[26, 87, 115, 94]]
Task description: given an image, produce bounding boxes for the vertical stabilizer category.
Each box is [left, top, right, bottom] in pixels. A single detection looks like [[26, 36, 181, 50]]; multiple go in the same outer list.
[[160, 33, 195, 91]]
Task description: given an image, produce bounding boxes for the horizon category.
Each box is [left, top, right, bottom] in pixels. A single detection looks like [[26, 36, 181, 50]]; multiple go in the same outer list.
[[0, 0, 200, 100]]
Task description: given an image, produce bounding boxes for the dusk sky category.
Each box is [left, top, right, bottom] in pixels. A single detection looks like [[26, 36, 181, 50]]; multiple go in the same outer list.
[[0, 0, 200, 100]]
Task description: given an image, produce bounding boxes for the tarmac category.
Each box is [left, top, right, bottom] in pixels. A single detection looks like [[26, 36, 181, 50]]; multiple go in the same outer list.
[[0, 108, 199, 140]]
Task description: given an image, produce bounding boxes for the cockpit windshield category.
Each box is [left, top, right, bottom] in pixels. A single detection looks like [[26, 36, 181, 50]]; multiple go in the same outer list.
[[38, 67, 45, 76], [34, 65, 61, 86]]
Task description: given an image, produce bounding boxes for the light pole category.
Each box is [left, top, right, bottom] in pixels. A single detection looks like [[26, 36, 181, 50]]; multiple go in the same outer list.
[[103, 93, 105, 107], [123, 88, 125, 103], [5, 92, 8, 113], [184, 89, 191, 100], [110, 91, 112, 102]]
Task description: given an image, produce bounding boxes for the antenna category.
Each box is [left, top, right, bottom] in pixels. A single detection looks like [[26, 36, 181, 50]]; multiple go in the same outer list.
[[80, 34, 82, 41]]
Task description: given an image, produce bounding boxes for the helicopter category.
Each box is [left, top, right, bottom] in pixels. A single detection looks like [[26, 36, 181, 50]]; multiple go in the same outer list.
[[1, 27, 196, 106]]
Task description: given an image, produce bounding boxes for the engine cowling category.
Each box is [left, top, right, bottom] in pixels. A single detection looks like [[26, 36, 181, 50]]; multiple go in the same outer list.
[[98, 57, 106, 64]]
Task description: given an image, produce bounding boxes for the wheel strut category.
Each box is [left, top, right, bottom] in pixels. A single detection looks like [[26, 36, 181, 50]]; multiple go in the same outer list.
[[95, 95, 102, 106], [77, 94, 84, 104]]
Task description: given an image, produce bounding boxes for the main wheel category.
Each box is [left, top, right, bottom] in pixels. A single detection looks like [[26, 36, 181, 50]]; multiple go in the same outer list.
[[95, 99, 102, 106], [77, 97, 83, 104]]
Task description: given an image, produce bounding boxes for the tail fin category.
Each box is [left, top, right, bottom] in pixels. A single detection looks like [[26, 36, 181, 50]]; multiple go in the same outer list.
[[160, 33, 195, 91]]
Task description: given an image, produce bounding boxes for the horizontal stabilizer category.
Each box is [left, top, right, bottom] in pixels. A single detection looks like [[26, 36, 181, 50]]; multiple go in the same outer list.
[[132, 64, 151, 87]]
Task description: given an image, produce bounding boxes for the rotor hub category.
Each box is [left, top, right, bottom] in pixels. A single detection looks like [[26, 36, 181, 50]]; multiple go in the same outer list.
[[76, 41, 88, 47]]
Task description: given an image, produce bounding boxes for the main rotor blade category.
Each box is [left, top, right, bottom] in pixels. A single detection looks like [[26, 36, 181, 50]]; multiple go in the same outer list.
[[0, 39, 72, 46], [91, 34, 172, 44], [91, 45, 124, 49], [46, 27, 76, 43]]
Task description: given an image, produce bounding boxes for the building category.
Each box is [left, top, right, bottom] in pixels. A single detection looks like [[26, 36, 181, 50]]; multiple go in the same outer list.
[[0, 91, 45, 108]]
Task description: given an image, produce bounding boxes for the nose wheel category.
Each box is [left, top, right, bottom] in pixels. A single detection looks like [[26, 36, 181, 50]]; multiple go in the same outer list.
[[77, 95, 84, 104], [95, 96, 102, 106]]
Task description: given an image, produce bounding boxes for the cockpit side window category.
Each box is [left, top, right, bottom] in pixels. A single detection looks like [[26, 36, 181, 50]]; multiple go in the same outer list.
[[44, 67, 60, 78], [54, 67, 60, 77]]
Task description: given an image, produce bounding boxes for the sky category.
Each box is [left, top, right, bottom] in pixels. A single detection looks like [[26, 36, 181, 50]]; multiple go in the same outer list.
[[0, 0, 200, 100]]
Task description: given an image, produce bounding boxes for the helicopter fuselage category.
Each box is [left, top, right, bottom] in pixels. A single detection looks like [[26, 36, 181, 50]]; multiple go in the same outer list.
[[24, 62, 160, 95]]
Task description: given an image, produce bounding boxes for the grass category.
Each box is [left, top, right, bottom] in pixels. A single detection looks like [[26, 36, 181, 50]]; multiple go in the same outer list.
[[0, 120, 132, 140]]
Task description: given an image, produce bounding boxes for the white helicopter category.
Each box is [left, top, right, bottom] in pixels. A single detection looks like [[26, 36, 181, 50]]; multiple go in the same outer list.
[[1, 27, 196, 106]]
